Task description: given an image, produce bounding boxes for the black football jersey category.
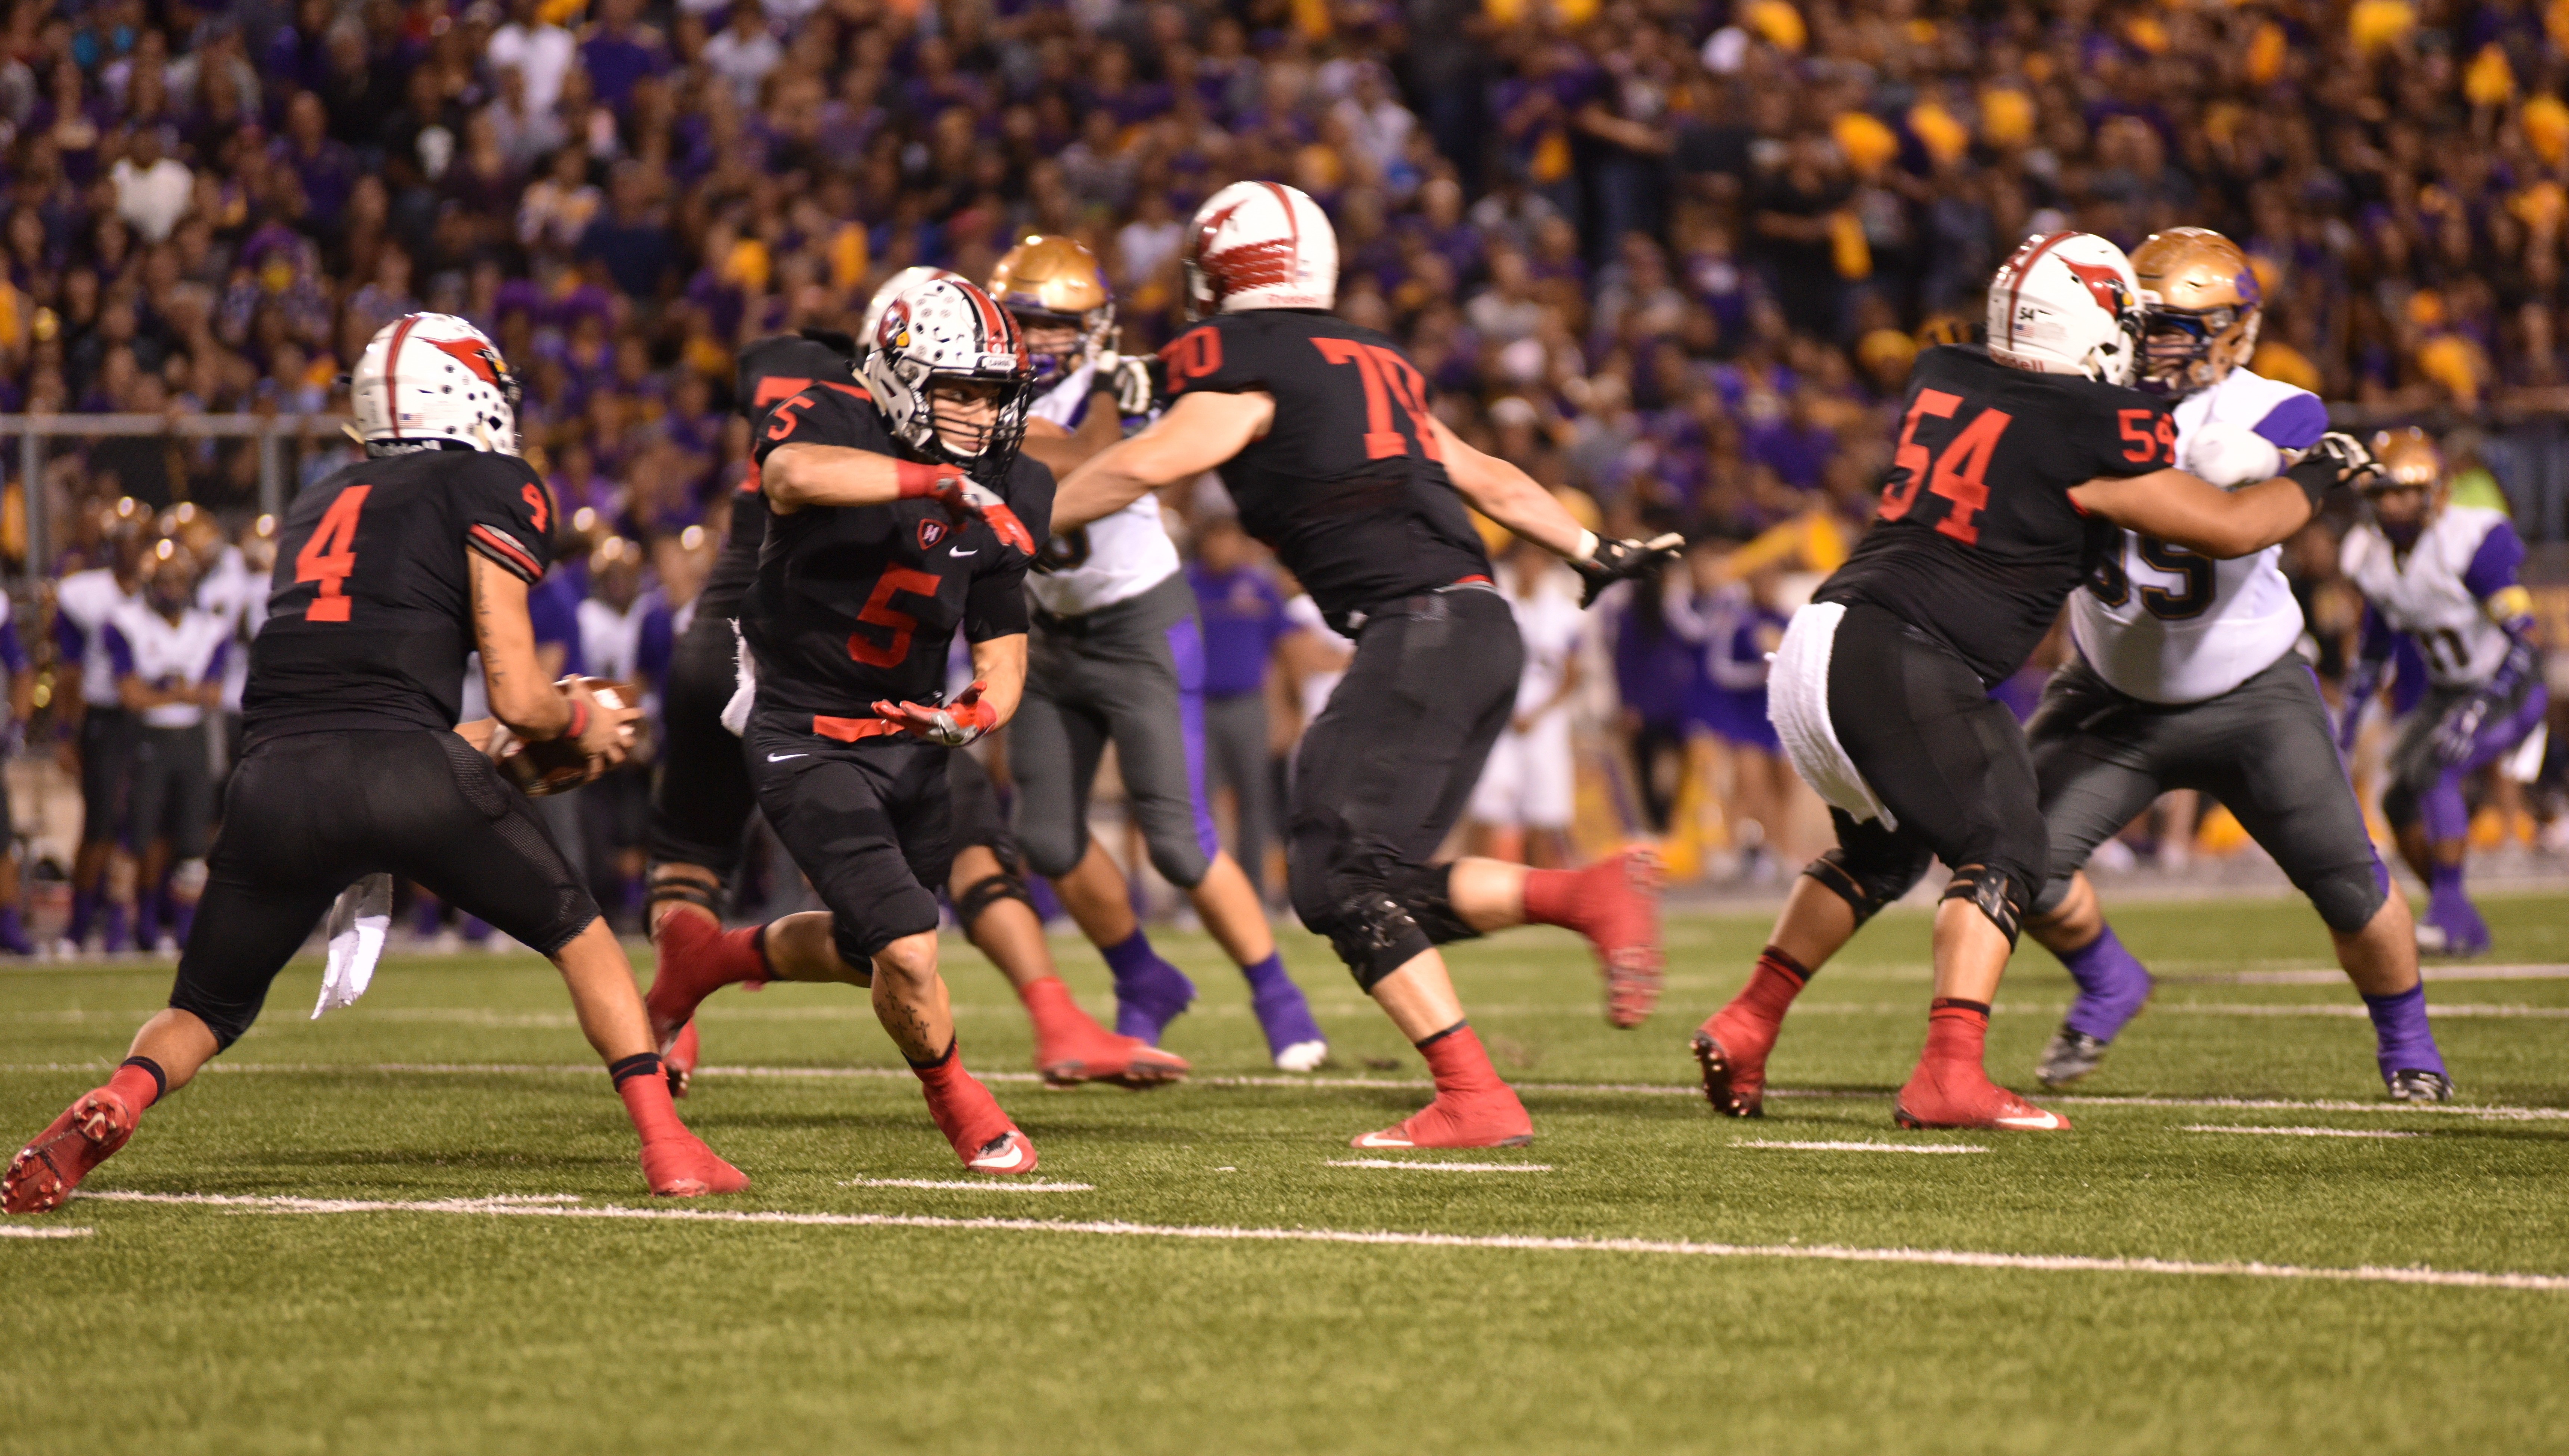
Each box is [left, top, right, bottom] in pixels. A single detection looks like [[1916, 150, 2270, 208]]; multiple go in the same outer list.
[[696, 333, 867, 629], [743, 380, 1054, 718], [1816, 345, 2174, 684], [242, 447, 557, 743], [1162, 308, 1491, 631]]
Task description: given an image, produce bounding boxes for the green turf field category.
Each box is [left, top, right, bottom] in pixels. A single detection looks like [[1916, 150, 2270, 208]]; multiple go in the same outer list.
[[2, 892, 2565, 1456]]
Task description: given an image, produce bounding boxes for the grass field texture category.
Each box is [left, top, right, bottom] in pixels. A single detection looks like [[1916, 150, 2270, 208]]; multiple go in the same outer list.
[[1, 892, 2565, 1456]]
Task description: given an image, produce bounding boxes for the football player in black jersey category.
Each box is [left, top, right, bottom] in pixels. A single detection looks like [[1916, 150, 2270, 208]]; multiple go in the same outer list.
[[641, 277, 1060, 1175], [1686, 233, 2377, 1131], [643, 278, 1185, 1099], [3, 314, 747, 1212], [1056, 182, 1683, 1150]]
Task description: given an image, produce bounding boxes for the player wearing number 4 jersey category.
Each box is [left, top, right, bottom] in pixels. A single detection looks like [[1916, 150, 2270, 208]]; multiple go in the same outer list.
[[990, 235, 1328, 1071], [2019, 228, 2448, 1099], [641, 275, 1055, 1176], [1687, 232, 2380, 1132], [4, 314, 746, 1213], [1058, 182, 1684, 1149]]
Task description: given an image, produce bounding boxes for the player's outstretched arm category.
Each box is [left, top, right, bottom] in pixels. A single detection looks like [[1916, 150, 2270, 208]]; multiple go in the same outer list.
[[967, 632, 1026, 727], [2071, 429, 2379, 559], [467, 553, 636, 762], [1054, 390, 1274, 532], [1428, 418, 1684, 604], [760, 442, 909, 514]]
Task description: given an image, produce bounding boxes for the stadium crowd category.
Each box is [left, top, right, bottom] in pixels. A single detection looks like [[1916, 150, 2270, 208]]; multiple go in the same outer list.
[[1, 0, 2566, 952]]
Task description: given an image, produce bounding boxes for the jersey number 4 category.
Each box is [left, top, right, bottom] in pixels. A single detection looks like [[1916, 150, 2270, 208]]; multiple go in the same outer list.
[[1880, 390, 2009, 545], [294, 485, 371, 622]]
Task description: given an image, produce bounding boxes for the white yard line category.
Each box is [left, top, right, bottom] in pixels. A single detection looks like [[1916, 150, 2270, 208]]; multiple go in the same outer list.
[[0, 1223, 93, 1237], [66, 1191, 2569, 1292], [1325, 1160, 1552, 1173], [6, 1061, 2566, 1121], [1733, 1139, 1987, 1154], [2180, 965, 2569, 986], [836, 1177, 1094, 1192], [2183, 1126, 2425, 1139]]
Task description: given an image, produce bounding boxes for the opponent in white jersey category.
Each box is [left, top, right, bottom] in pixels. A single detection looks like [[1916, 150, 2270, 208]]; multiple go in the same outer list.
[[1469, 539, 1585, 864], [103, 539, 232, 951], [991, 236, 1328, 1071], [2339, 429, 2548, 956], [2022, 228, 2448, 1100], [53, 499, 149, 952]]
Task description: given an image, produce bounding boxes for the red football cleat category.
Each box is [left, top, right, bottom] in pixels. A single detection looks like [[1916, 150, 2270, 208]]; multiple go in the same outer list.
[[1037, 1023, 1189, 1091], [1692, 997, 1788, 1118], [3, 1087, 143, 1214], [1350, 1088, 1534, 1149], [920, 1068, 1039, 1175], [646, 914, 765, 1051], [1557, 850, 1666, 1027], [663, 1023, 700, 1098], [640, 1131, 750, 1197], [1892, 1061, 2071, 1132]]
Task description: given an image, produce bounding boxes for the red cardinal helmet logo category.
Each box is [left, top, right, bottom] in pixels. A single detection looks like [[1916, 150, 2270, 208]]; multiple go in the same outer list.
[[2061, 259, 2131, 315], [429, 336, 505, 385]]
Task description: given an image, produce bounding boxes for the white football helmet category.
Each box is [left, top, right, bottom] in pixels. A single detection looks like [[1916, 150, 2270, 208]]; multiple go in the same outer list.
[[1182, 180, 1338, 319], [351, 313, 521, 455], [860, 266, 963, 352], [861, 276, 1034, 474], [1985, 232, 2145, 387]]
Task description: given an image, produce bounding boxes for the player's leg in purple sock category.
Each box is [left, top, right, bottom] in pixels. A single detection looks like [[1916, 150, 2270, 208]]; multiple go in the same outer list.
[[2362, 983, 2447, 1085], [1100, 929, 1194, 1043], [2058, 923, 2153, 1042]]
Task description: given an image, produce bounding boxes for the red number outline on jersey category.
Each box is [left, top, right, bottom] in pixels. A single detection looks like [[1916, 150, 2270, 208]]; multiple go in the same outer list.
[[1164, 327, 1222, 391], [1311, 339, 1442, 461], [767, 393, 814, 442], [294, 485, 371, 622], [846, 566, 943, 669], [2117, 408, 2176, 465]]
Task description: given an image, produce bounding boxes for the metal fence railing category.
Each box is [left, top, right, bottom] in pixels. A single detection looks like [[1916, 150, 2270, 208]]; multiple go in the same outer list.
[[0, 414, 353, 575]]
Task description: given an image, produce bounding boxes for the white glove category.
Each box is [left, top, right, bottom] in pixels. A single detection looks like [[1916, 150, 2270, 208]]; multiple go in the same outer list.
[[2182, 420, 2284, 488], [1106, 355, 1155, 417]]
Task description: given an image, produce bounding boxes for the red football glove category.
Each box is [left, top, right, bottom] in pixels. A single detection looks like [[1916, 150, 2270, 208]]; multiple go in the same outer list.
[[895, 460, 1036, 559], [871, 679, 998, 747]]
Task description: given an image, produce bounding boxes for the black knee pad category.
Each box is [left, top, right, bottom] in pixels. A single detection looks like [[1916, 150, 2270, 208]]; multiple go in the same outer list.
[[1384, 863, 1478, 947], [645, 866, 724, 920], [1943, 862, 2034, 947], [954, 871, 1031, 937], [1318, 890, 1435, 990], [1803, 844, 1933, 927], [167, 977, 264, 1052], [2304, 856, 2390, 935]]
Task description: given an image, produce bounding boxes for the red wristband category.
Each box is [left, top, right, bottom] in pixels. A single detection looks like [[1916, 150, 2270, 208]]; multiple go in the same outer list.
[[563, 697, 590, 743], [894, 459, 953, 498]]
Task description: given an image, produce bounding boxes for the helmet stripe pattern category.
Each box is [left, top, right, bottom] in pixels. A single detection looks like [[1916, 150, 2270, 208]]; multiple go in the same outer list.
[[383, 314, 422, 439]]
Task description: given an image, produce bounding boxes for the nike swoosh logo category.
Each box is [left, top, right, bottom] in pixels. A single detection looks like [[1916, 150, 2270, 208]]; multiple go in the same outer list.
[[1994, 1113, 2066, 1130], [766, 753, 809, 762], [968, 1135, 1030, 1171], [951, 548, 977, 557]]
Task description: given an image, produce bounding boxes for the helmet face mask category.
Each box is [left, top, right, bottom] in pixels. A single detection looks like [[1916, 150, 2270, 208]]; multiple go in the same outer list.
[[861, 277, 1035, 482], [351, 313, 522, 456], [2131, 227, 2262, 398], [987, 236, 1114, 384]]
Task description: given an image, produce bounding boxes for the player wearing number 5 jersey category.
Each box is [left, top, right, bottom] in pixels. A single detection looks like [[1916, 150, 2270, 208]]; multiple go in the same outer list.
[[1688, 232, 2379, 1132], [2342, 428, 2548, 958], [2020, 228, 2447, 1100], [4, 314, 746, 1213], [1058, 182, 1683, 1149], [641, 275, 1056, 1176], [989, 235, 1327, 1071]]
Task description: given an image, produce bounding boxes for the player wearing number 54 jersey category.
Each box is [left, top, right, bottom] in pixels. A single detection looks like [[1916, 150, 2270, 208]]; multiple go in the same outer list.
[[642, 275, 1058, 1176], [4, 314, 746, 1213], [1687, 232, 2380, 1132], [1058, 181, 1684, 1150], [2021, 228, 2448, 1101]]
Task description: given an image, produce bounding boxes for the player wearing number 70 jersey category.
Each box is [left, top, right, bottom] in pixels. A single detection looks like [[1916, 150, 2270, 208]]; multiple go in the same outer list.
[[1686, 231, 2381, 1132], [2016, 227, 2450, 1101]]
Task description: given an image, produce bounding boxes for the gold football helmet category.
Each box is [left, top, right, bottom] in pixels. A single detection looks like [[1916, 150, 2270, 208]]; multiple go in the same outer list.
[[2131, 227, 2262, 397], [2364, 426, 2446, 540], [987, 235, 1114, 382]]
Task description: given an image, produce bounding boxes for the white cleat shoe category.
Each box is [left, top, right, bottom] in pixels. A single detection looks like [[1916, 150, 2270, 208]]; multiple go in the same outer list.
[[1272, 1039, 1329, 1073], [965, 1130, 1039, 1175]]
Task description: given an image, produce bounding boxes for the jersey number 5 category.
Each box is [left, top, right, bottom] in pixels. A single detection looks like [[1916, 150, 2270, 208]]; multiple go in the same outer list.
[[847, 566, 942, 668], [1880, 390, 2011, 545], [294, 485, 371, 622]]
